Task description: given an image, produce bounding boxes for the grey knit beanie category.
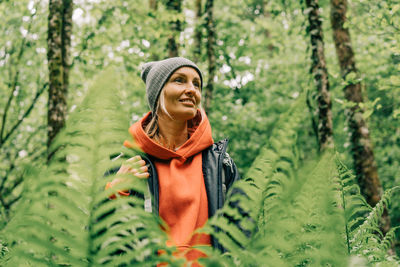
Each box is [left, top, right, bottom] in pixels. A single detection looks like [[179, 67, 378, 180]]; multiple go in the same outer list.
[[141, 57, 203, 114]]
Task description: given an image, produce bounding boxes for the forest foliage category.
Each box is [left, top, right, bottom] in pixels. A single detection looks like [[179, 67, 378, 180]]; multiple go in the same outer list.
[[1, 73, 399, 265], [0, 0, 399, 265]]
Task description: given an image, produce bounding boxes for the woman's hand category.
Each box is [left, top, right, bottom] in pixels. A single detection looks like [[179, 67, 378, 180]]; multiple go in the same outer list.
[[116, 155, 149, 178], [106, 155, 149, 198]]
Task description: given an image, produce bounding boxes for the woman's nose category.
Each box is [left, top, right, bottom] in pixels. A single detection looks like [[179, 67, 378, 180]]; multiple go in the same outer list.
[[185, 83, 196, 94]]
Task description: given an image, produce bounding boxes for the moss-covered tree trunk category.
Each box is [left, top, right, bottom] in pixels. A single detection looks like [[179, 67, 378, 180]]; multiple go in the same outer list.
[[166, 0, 182, 57], [204, 0, 216, 114], [305, 0, 334, 151], [330, 0, 390, 233], [193, 0, 202, 63], [47, 0, 73, 161]]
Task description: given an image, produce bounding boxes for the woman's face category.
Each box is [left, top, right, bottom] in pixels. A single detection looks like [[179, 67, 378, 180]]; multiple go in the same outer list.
[[160, 67, 201, 121]]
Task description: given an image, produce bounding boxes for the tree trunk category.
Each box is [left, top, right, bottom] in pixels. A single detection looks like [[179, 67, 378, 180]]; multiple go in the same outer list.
[[204, 0, 216, 114], [47, 0, 73, 161], [62, 0, 72, 118], [330, 0, 390, 233], [193, 0, 202, 63], [305, 0, 334, 151], [149, 0, 159, 61], [166, 0, 182, 57], [149, 0, 157, 10]]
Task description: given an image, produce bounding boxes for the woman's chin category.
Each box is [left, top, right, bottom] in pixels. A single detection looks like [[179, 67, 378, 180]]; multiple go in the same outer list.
[[172, 109, 198, 121]]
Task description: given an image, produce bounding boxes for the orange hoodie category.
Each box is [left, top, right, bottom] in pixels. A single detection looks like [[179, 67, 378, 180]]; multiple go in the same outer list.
[[124, 110, 214, 264]]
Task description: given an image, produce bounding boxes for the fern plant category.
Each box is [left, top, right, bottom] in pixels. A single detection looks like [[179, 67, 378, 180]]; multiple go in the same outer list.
[[1, 79, 399, 267], [1, 69, 179, 266], [237, 97, 346, 266], [199, 96, 346, 266], [249, 154, 347, 266], [335, 158, 400, 264], [199, 95, 400, 266]]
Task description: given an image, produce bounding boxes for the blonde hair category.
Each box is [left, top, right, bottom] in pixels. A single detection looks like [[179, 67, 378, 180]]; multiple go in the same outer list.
[[144, 91, 169, 141]]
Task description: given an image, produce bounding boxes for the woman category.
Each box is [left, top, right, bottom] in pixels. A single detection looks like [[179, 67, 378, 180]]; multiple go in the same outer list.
[[108, 57, 240, 264]]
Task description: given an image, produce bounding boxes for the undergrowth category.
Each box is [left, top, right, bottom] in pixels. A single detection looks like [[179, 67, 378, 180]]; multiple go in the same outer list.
[[0, 70, 399, 266]]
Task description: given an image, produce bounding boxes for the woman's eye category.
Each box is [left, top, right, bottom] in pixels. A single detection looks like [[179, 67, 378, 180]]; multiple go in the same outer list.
[[193, 82, 200, 88], [174, 77, 184, 83]]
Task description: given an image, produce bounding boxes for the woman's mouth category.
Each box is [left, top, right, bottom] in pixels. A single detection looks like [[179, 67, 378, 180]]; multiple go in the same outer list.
[[179, 98, 195, 106]]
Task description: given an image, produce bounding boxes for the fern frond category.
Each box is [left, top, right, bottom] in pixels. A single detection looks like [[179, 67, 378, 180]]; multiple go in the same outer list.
[[350, 186, 400, 262], [3, 69, 173, 266], [201, 96, 349, 266], [198, 97, 307, 266], [335, 157, 400, 263], [248, 154, 347, 266], [334, 156, 371, 253], [380, 226, 399, 253]]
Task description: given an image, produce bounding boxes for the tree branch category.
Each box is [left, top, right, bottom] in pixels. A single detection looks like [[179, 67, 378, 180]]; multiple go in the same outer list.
[[0, 82, 47, 149], [0, 5, 37, 143], [2, 176, 23, 199], [0, 155, 15, 194], [7, 194, 23, 209], [0, 196, 9, 219], [0, 125, 46, 215]]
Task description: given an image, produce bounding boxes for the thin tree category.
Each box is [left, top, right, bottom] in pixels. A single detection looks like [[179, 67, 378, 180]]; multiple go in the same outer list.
[[166, 0, 182, 57], [330, 0, 390, 232], [305, 0, 334, 151], [193, 0, 202, 63], [47, 0, 73, 161], [149, 0, 157, 10], [149, 0, 159, 61], [204, 0, 216, 114]]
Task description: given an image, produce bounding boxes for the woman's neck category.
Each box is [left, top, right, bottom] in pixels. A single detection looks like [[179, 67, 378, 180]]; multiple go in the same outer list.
[[157, 114, 188, 150]]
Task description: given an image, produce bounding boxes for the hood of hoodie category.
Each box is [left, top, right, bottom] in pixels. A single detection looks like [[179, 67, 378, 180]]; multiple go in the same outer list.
[[124, 110, 214, 163]]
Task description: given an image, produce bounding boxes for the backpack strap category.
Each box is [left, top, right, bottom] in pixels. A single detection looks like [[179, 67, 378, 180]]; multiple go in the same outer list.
[[221, 164, 227, 203], [144, 183, 152, 213], [221, 152, 234, 202]]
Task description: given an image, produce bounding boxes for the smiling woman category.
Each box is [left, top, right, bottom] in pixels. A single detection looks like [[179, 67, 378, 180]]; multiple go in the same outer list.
[[154, 66, 203, 149], [141, 59, 204, 150], [107, 57, 241, 266], [161, 67, 202, 119]]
